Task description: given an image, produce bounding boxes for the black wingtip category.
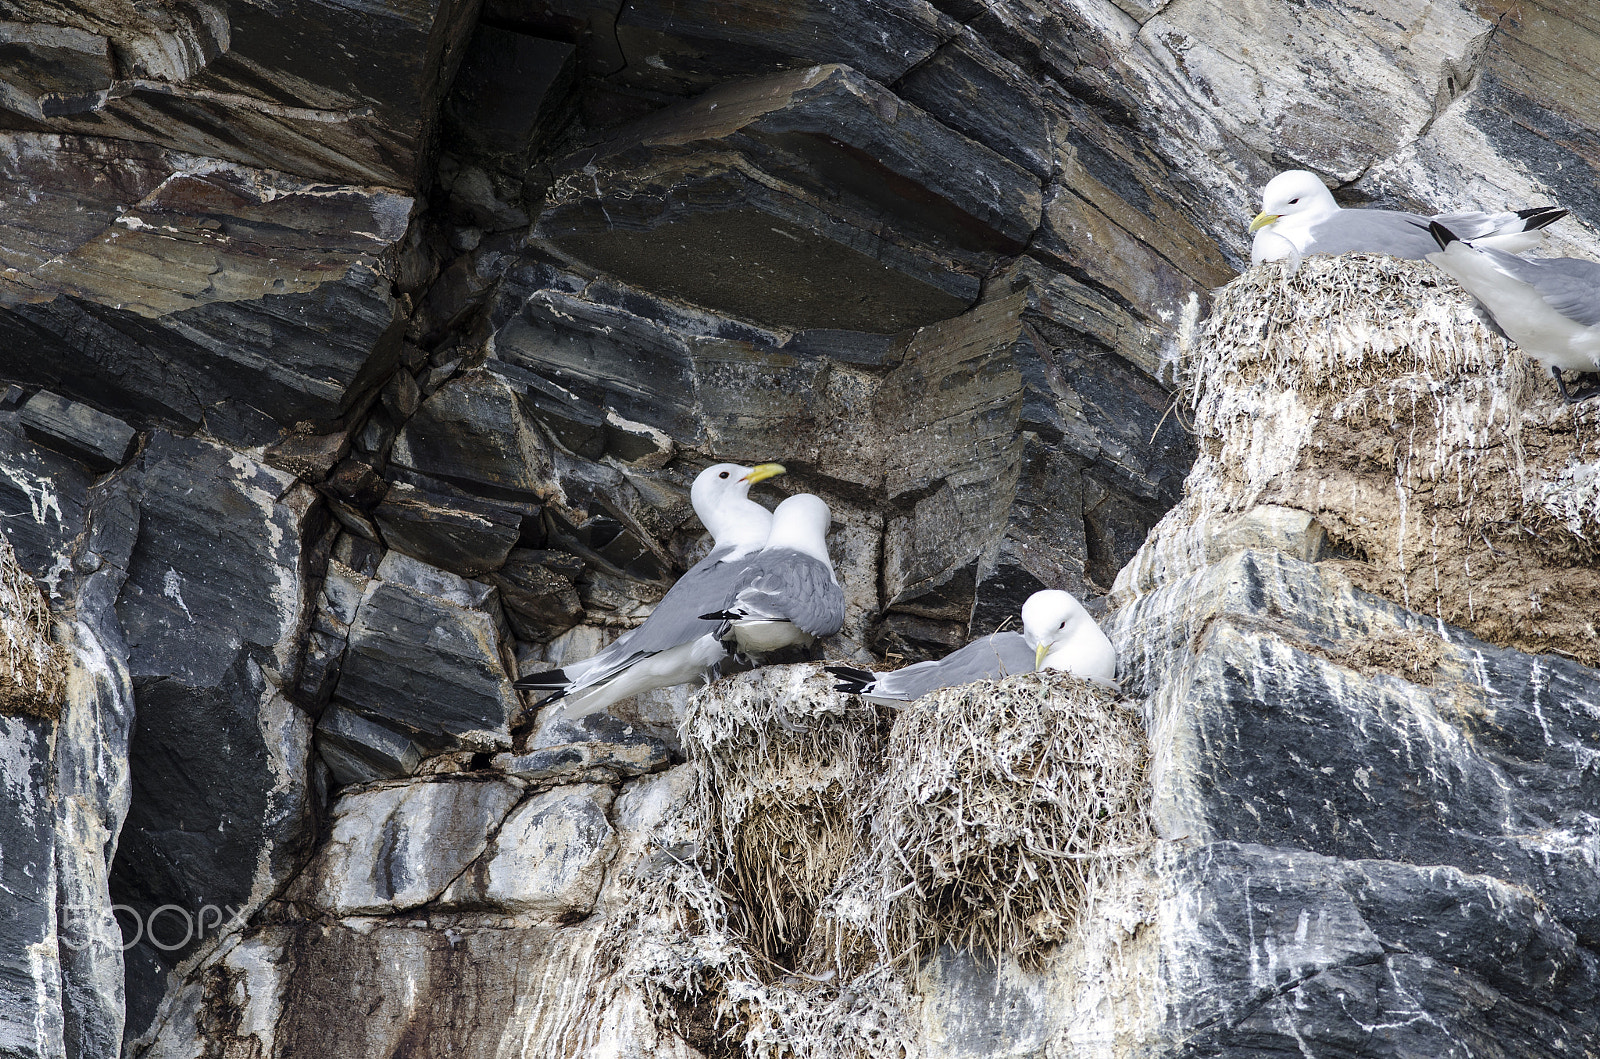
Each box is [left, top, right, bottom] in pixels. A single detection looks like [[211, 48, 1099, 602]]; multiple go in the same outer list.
[[1516, 206, 1568, 231], [698, 610, 735, 621], [512, 666, 569, 691], [1428, 221, 1460, 251], [823, 665, 875, 694]]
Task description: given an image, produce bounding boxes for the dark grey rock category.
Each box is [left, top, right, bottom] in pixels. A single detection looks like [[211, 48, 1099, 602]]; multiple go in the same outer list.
[[0, 715, 64, 1059], [0, 416, 93, 579], [1, 0, 480, 190], [1108, 530, 1600, 1055], [372, 480, 524, 577], [535, 64, 1041, 334], [0, 414, 138, 1059], [316, 706, 426, 785], [444, 26, 577, 176], [389, 370, 555, 505], [332, 551, 520, 751], [381, 368, 422, 422], [486, 549, 585, 642], [1157, 843, 1600, 1058], [17, 390, 135, 472], [108, 433, 317, 1037], [264, 431, 351, 484], [1, 263, 406, 448], [610, 0, 958, 97]]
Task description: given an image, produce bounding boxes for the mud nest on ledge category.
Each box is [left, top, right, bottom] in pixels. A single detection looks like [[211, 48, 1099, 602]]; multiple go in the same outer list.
[[621, 665, 1149, 1059], [0, 534, 65, 720], [1179, 254, 1600, 666]]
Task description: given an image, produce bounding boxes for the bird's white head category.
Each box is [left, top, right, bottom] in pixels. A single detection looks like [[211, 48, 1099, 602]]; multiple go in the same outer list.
[[691, 462, 785, 552], [1249, 170, 1339, 239], [1020, 589, 1116, 685], [1021, 590, 1090, 663], [765, 493, 834, 569]]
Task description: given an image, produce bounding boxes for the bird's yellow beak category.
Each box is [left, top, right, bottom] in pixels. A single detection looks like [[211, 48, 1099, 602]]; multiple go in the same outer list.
[[1248, 212, 1280, 234], [1035, 641, 1048, 671], [742, 463, 786, 484]]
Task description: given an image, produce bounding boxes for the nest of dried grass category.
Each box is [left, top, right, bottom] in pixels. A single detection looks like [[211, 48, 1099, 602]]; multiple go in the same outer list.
[[842, 671, 1150, 969], [1159, 254, 1600, 664], [1, 534, 65, 720], [681, 665, 887, 968], [612, 664, 1150, 1058]]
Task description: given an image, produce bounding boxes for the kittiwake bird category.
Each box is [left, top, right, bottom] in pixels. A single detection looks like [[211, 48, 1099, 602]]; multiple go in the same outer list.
[[512, 461, 786, 715], [1250, 169, 1565, 266], [1427, 221, 1600, 403], [699, 492, 846, 657], [826, 589, 1116, 705]]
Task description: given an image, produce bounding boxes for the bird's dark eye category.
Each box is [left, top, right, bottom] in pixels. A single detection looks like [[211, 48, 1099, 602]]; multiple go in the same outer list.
[[1059, 621, 1066, 629], [719, 471, 730, 479], [1289, 197, 1299, 204]]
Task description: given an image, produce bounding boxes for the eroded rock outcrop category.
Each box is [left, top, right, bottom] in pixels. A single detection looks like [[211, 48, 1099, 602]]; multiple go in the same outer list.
[[3, 0, 1600, 1056]]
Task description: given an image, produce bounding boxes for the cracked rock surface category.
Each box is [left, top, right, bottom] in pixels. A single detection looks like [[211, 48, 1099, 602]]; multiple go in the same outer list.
[[1, 0, 1599, 1056]]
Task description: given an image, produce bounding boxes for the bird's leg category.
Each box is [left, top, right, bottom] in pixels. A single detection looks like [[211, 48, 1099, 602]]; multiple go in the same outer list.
[[1555, 368, 1600, 403], [1570, 371, 1600, 402], [1554, 368, 1577, 403]]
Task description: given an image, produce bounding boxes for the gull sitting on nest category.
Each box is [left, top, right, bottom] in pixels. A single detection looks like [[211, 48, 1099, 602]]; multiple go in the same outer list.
[[1249, 169, 1565, 266], [826, 589, 1115, 706]]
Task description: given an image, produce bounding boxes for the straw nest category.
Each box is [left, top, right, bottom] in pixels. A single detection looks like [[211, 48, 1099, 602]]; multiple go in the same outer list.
[[0, 534, 65, 720], [613, 664, 1150, 1058], [1165, 254, 1600, 665], [843, 671, 1151, 969]]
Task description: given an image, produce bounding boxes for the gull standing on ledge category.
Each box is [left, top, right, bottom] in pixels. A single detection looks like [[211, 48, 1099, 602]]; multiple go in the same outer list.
[[513, 461, 786, 716], [700, 492, 846, 657], [826, 589, 1116, 705], [1427, 222, 1600, 403], [1250, 170, 1565, 266]]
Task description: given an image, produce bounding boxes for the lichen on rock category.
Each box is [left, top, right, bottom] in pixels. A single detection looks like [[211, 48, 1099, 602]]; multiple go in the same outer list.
[[0, 532, 66, 719]]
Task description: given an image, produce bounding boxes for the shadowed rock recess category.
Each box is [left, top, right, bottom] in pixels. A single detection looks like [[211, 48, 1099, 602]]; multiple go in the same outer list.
[[1, 0, 1598, 1056]]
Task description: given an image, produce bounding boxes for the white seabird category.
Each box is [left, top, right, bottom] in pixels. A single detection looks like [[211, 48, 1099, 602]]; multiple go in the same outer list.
[[1249, 170, 1565, 266], [513, 461, 785, 714], [1427, 221, 1600, 403], [699, 492, 846, 657], [826, 588, 1116, 705]]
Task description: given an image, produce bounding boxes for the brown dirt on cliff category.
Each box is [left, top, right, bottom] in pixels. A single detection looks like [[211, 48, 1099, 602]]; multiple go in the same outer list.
[[1183, 255, 1600, 667], [1, 535, 65, 720]]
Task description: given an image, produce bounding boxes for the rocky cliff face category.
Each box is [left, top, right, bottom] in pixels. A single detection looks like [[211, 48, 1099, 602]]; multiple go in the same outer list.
[[1, 0, 1598, 1057]]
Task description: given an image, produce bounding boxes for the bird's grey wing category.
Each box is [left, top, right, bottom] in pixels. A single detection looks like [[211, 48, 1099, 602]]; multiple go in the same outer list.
[[1483, 249, 1600, 329], [593, 546, 746, 662], [1431, 209, 1519, 241], [725, 550, 845, 638], [874, 632, 1033, 700], [1307, 210, 1434, 259]]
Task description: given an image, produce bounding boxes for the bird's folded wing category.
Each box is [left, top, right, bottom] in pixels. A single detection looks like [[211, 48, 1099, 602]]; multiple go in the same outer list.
[[725, 551, 845, 638]]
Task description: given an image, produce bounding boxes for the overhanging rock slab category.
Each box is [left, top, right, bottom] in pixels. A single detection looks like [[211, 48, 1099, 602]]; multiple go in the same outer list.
[[536, 64, 1041, 334]]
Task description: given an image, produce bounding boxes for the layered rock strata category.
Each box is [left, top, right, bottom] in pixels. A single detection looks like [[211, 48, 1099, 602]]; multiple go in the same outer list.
[[3, 0, 1600, 1056]]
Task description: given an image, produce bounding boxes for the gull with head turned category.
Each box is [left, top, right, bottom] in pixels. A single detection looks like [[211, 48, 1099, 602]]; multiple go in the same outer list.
[[1249, 170, 1565, 266], [700, 492, 846, 658]]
